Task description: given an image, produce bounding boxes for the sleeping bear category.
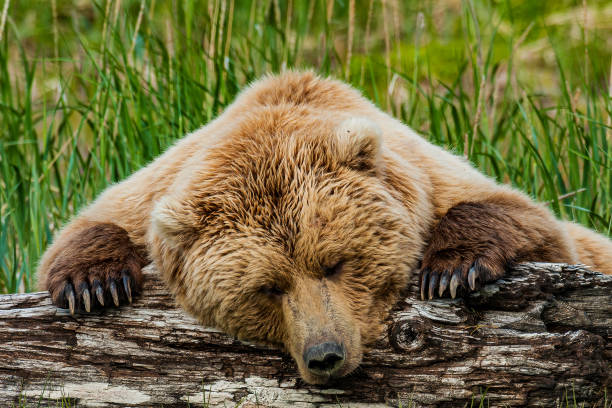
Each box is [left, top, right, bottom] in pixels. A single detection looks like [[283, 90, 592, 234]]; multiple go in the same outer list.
[[37, 71, 612, 385]]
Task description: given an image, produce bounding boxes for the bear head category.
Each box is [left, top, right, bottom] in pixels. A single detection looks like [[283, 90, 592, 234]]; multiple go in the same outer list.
[[150, 98, 429, 384]]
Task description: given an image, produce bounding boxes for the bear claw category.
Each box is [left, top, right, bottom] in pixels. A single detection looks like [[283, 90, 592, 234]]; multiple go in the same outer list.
[[92, 280, 104, 306], [428, 273, 438, 300], [438, 271, 449, 297], [64, 283, 76, 315], [109, 280, 120, 307], [122, 272, 132, 304], [419, 262, 493, 300], [449, 271, 461, 299], [419, 269, 429, 301], [468, 266, 478, 291], [82, 286, 91, 312]]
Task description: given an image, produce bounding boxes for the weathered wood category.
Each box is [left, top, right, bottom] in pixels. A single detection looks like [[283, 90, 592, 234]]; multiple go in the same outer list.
[[1, 263, 610, 407]]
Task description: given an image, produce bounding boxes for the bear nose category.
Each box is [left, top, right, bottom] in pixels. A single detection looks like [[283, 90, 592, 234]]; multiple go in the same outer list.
[[303, 341, 346, 376]]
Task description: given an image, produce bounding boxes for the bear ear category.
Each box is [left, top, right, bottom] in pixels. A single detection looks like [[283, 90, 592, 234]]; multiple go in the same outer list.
[[334, 117, 382, 171], [151, 197, 200, 248]]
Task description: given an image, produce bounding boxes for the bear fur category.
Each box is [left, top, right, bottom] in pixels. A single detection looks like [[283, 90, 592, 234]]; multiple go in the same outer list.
[[38, 71, 612, 384]]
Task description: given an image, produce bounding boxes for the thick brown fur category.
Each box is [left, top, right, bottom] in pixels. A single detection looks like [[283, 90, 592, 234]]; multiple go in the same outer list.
[[37, 71, 612, 384]]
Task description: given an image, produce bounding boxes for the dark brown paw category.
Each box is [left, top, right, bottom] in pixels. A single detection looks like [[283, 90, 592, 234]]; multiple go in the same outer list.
[[418, 201, 516, 300], [45, 223, 146, 314]]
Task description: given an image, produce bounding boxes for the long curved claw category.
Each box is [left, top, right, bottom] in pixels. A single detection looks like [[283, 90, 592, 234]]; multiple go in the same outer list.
[[420, 269, 430, 301], [93, 280, 104, 306], [82, 287, 91, 313], [450, 270, 461, 299], [122, 272, 132, 304], [109, 280, 120, 307], [428, 273, 439, 300], [468, 266, 478, 291], [438, 271, 449, 297], [65, 283, 76, 315]]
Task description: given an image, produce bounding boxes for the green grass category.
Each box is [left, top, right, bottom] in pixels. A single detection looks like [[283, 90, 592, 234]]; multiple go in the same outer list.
[[0, 0, 611, 294]]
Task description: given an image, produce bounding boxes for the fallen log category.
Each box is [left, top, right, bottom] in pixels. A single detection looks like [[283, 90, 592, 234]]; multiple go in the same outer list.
[[0, 263, 610, 407]]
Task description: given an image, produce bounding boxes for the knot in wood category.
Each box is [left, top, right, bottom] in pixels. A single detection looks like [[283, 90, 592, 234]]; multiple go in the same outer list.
[[388, 318, 425, 352]]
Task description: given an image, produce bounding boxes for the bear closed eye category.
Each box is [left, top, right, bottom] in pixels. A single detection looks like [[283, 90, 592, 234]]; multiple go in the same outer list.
[[38, 71, 612, 384]]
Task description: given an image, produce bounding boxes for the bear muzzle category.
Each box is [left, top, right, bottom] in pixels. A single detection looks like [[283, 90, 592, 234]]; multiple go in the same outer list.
[[283, 276, 362, 384]]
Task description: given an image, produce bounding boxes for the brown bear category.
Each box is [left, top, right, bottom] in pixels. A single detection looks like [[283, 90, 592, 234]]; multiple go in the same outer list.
[[37, 71, 612, 385]]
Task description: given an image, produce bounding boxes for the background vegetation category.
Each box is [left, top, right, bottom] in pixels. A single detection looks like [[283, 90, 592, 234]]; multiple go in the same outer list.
[[1, 0, 611, 294]]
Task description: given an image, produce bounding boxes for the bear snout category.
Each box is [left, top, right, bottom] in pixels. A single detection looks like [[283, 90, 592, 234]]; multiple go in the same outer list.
[[303, 341, 346, 377], [282, 276, 363, 384]]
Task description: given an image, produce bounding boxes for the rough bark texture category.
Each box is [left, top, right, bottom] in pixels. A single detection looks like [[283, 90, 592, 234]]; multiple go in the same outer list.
[[1, 263, 610, 407]]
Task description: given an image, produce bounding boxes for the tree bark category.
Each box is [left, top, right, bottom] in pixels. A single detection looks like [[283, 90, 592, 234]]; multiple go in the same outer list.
[[1, 263, 610, 407]]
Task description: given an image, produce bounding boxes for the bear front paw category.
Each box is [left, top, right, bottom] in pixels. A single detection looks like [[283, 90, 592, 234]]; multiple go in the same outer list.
[[44, 223, 146, 314], [418, 201, 519, 300]]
